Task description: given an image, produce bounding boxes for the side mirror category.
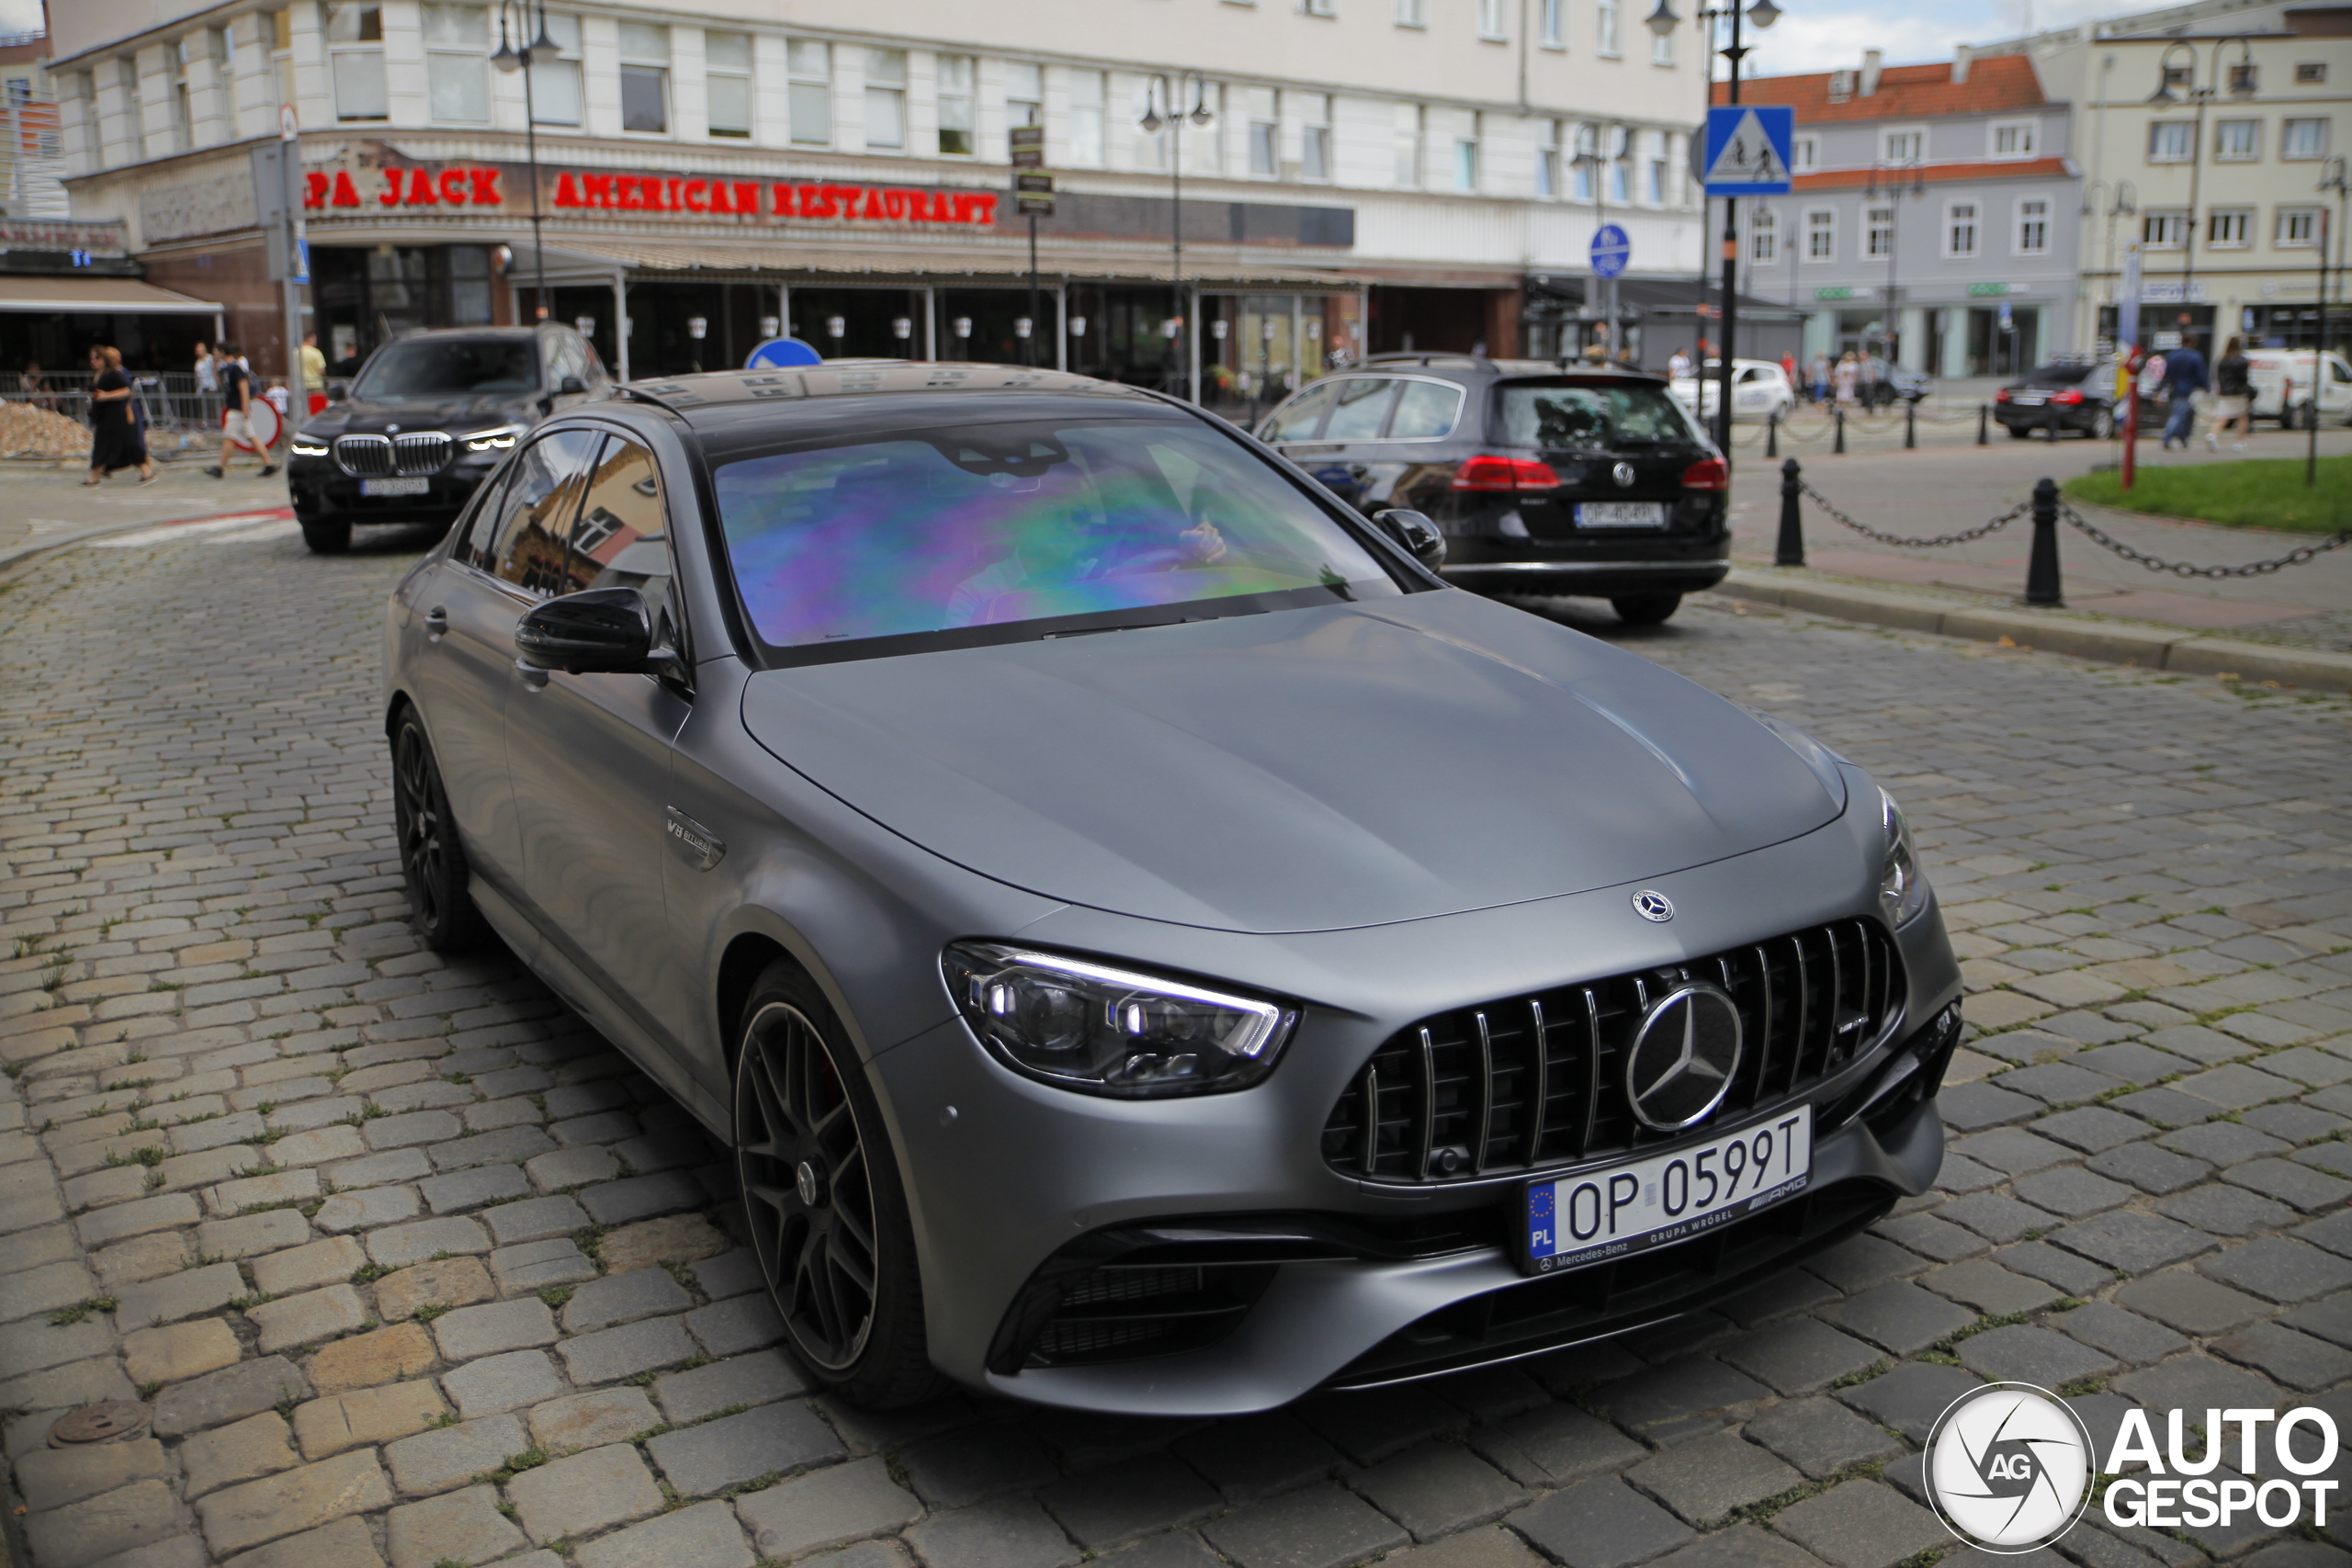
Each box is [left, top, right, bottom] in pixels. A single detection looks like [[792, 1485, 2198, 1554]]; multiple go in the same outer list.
[[1373, 508, 1447, 570], [559, 376, 587, 396], [515, 587, 655, 674]]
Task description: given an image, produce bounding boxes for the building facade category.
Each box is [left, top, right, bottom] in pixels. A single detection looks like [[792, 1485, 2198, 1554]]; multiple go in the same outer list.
[[1720, 50, 2083, 379], [45, 0, 1722, 406]]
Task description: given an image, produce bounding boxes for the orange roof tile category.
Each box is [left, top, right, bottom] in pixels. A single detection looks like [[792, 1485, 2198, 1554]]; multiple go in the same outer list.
[[1792, 156, 2075, 189], [1712, 54, 2047, 122]]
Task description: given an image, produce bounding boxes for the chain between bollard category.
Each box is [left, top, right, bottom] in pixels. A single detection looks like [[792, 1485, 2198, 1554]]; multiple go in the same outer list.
[[1799, 477, 2029, 548], [2059, 502, 2352, 577]]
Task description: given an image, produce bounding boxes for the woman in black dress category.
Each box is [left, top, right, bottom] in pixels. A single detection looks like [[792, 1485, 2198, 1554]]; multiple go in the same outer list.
[[85, 344, 157, 487]]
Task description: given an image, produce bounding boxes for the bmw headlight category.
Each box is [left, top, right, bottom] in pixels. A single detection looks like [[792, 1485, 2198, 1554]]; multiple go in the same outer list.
[[290, 436, 330, 457], [462, 424, 524, 453], [943, 942, 1295, 1098], [1880, 788, 1930, 927]]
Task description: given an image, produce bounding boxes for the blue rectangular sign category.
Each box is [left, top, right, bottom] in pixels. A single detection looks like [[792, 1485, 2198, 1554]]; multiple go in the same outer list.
[[1702, 104, 1795, 197]]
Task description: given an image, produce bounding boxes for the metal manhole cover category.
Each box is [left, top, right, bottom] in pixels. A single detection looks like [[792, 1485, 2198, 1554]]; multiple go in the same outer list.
[[49, 1403, 150, 1447]]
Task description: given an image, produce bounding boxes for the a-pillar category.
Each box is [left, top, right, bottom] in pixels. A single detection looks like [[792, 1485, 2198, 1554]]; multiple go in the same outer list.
[[612, 270, 629, 382]]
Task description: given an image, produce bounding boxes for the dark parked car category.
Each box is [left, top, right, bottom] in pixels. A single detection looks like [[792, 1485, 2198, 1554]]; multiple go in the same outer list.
[[384, 363, 1961, 1413], [1862, 360, 1931, 407], [288, 323, 611, 554], [1256, 355, 1728, 625], [1992, 359, 2129, 440]]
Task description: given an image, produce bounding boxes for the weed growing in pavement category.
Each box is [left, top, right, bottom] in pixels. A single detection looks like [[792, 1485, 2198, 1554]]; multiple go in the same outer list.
[[226, 1292, 274, 1311], [143, 1171, 165, 1191], [274, 1388, 302, 1419], [431, 1410, 461, 1428], [537, 1286, 574, 1310], [47, 1296, 118, 1325], [352, 1262, 391, 1285], [1831, 1359, 1891, 1390]]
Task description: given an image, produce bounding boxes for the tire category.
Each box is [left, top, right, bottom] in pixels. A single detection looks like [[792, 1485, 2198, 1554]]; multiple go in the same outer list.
[[301, 518, 352, 554], [2006, 426, 2033, 440], [2088, 409, 2116, 440], [390, 708, 494, 952], [1611, 592, 1682, 626], [734, 962, 941, 1409]]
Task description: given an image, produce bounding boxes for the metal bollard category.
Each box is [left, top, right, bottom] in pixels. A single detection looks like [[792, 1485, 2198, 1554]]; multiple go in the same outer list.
[[1776, 457, 1805, 567], [1766, 410, 1779, 458], [2045, 405, 2060, 442], [1905, 400, 1917, 450], [2025, 476, 2064, 607], [1977, 403, 1989, 446], [1834, 406, 1847, 455]]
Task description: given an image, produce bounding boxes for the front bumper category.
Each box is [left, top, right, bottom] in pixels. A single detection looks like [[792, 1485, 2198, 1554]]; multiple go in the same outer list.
[[288, 458, 498, 525]]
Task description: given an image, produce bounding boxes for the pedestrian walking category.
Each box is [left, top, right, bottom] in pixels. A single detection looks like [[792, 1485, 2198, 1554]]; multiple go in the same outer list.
[[300, 331, 328, 415], [203, 344, 279, 479], [1779, 349, 1797, 388], [1808, 353, 1830, 403], [2159, 336, 2207, 450], [2207, 335, 2252, 451], [1834, 352, 1860, 406], [1668, 346, 1693, 380], [193, 340, 216, 395], [82, 345, 157, 487]]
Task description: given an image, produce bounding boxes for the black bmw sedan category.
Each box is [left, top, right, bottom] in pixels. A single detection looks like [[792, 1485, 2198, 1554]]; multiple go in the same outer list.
[[1257, 356, 1728, 625], [288, 323, 611, 554]]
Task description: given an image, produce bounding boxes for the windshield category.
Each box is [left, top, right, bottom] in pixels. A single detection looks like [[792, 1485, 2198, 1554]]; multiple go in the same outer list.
[[1497, 382, 1705, 450], [713, 417, 1402, 657], [354, 340, 539, 402]]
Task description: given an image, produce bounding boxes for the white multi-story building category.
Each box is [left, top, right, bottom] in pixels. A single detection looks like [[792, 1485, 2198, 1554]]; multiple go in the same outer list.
[[42, 0, 1719, 399]]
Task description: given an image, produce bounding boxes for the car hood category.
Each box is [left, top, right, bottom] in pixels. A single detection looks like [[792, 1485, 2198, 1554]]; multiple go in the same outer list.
[[738, 592, 1847, 934], [303, 394, 533, 436]]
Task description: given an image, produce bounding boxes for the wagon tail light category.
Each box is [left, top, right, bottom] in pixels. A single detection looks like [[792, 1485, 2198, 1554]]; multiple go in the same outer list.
[[1679, 457, 1728, 491], [1453, 455, 1562, 491], [2050, 389, 2085, 404], [1994, 388, 2013, 402]]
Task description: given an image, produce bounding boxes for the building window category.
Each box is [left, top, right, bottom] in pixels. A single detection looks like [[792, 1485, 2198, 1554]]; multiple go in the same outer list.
[[703, 31, 752, 139], [2016, 197, 2048, 254], [1805, 208, 1834, 259], [1645, 131, 1667, 200], [864, 47, 905, 150], [2213, 118, 2257, 161], [2227, 61, 2257, 95], [1396, 0, 1426, 22], [1537, 118, 1561, 197], [1989, 119, 2034, 158], [1792, 133, 1816, 171], [2278, 207, 2321, 246], [423, 6, 490, 125], [168, 37, 193, 150], [1572, 123, 1595, 199], [1454, 113, 1480, 191], [1597, 0, 1620, 55], [2282, 118, 2328, 159], [1193, 82, 1224, 171], [270, 9, 295, 114], [325, 5, 387, 122], [1395, 101, 1423, 186], [1477, 0, 1506, 37], [1003, 60, 1041, 130], [1865, 203, 1892, 257], [1069, 69, 1104, 166], [786, 39, 829, 144], [529, 15, 582, 128], [1651, 22, 1673, 63], [2147, 120, 2192, 162], [1298, 92, 1331, 179], [2296, 62, 2325, 85], [1750, 207, 1776, 262], [934, 53, 973, 154], [2208, 208, 2251, 248], [213, 24, 239, 129], [1241, 85, 1276, 175], [618, 23, 669, 134], [1303, 0, 1336, 15], [1540, 0, 1562, 46], [1946, 200, 1977, 256], [2143, 209, 2188, 249], [1609, 137, 1627, 202], [1882, 128, 1922, 165]]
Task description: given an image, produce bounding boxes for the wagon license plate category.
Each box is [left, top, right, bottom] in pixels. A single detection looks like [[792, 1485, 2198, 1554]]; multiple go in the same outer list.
[[1576, 502, 1668, 528], [361, 477, 430, 497], [1520, 1105, 1812, 1276]]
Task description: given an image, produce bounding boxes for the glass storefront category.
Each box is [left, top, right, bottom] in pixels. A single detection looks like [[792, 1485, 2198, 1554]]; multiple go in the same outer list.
[[313, 244, 495, 373]]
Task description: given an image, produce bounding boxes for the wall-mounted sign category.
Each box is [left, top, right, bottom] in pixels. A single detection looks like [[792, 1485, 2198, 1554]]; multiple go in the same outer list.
[[1967, 282, 2010, 297], [1010, 125, 1046, 170], [303, 162, 999, 227], [1015, 171, 1054, 217]]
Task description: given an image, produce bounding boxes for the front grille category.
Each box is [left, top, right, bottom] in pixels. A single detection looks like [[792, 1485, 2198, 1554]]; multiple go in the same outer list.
[[1321, 918, 1903, 1185], [1022, 1261, 1277, 1368], [334, 433, 451, 478]]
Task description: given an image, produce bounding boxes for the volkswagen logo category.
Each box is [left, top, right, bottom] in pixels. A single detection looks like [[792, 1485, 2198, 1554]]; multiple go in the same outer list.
[[1611, 461, 1636, 488], [1624, 983, 1743, 1131], [1631, 889, 1674, 922]]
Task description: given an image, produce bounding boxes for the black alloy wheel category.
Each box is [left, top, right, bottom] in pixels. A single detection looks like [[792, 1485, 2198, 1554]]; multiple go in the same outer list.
[[2089, 408, 2117, 440], [733, 963, 939, 1407], [390, 711, 492, 951], [301, 519, 352, 554], [1611, 592, 1682, 626]]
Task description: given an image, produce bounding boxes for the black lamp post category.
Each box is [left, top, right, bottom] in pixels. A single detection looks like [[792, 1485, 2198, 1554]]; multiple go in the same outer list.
[[1699, 0, 1780, 457], [1138, 73, 1216, 400], [1570, 123, 1623, 357], [1863, 160, 1923, 382], [491, 0, 560, 322]]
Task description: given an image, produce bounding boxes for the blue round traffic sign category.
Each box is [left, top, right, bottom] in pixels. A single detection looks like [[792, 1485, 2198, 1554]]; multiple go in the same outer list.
[[1589, 224, 1631, 280], [745, 336, 823, 369]]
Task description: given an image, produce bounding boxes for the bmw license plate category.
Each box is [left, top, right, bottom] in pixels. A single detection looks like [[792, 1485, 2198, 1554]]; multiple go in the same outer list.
[[1519, 1104, 1813, 1276], [1576, 502, 1668, 527], [361, 477, 431, 497]]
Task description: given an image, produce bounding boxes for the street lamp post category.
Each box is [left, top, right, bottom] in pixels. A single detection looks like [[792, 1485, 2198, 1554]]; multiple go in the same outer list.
[[2313, 156, 2347, 483], [1138, 74, 1217, 401], [1570, 124, 1623, 357], [2082, 177, 2137, 347], [1864, 161, 1923, 385], [1700, 0, 1780, 456], [491, 0, 560, 322], [2147, 37, 2254, 345]]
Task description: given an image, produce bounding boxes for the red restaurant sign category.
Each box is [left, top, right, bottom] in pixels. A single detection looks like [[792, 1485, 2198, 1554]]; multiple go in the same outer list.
[[303, 164, 998, 226]]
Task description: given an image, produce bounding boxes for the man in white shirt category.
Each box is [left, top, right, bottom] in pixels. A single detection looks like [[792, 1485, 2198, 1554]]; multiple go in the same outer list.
[[1668, 347, 1693, 380]]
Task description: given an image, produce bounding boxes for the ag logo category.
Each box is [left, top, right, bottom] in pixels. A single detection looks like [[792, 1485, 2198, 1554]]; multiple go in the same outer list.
[[1925, 1382, 2093, 1552]]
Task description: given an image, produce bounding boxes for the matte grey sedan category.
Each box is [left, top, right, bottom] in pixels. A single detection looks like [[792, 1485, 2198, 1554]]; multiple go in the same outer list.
[[382, 364, 1962, 1416]]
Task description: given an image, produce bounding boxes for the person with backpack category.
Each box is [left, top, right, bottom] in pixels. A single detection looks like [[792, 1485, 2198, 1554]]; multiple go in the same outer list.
[[2159, 335, 2207, 451], [203, 344, 279, 479]]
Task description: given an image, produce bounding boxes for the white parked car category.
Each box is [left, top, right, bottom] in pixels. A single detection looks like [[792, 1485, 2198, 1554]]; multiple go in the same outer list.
[[1671, 358, 1797, 423], [2245, 349, 2352, 428]]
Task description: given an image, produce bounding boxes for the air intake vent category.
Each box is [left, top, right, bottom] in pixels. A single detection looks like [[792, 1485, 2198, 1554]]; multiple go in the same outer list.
[[1321, 918, 1903, 1185]]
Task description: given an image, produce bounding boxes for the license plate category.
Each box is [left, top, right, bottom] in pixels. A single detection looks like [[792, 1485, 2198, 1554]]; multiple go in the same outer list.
[[1576, 502, 1668, 528], [1521, 1104, 1813, 1276], [2012, 396, 2046, 406], [361, 477, 431, 497]]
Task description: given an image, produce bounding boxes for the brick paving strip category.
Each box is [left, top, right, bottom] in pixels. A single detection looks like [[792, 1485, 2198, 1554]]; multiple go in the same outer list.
[[0, 535, 2347, 1568]]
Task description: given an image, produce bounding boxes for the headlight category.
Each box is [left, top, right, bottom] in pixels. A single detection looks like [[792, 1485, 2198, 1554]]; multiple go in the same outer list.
[[1880, 788, 1930, 927], [462, 424, 524, 453], [290, 438, 330, 457], [943, 942, 1295, 1098]]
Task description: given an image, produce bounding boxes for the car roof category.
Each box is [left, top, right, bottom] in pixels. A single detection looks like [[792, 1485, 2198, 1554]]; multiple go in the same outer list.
[[388, 325, 567, 344], [618, 364, 1182, 434], [1352, 353, 1666, 385]]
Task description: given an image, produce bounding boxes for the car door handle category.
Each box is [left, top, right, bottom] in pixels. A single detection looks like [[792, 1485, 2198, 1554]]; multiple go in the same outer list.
[[513, 659, 548, 690], [424, 607, 448, 639]]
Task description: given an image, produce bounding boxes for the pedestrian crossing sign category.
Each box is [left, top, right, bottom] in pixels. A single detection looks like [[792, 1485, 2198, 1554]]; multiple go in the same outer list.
[[1702, 105, 1795, 196]]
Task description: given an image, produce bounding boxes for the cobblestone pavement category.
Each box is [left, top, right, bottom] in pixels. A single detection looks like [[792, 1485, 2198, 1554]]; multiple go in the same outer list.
[[3, 532, 2349, 1568]]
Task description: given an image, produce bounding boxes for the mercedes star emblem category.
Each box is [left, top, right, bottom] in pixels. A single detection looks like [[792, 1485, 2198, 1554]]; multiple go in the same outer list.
[[1632, 889, 1674, 922], [1625, 984, 1744, 1131], [1612, 461, 1636, 488]]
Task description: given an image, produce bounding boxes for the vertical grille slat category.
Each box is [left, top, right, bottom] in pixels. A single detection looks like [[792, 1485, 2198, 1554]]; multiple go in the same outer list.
[[1321, 919, 1905, 1185]]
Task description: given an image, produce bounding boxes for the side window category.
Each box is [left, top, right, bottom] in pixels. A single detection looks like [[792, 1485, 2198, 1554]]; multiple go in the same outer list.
[[550, 333, 589, 389], [1388, 379, 1463, 439], [453, 467, 511, 570], [571, 437, 681, 650], [1259, 381, 1338, 442], [486, 429, 604, 596], [1321, 378, 1400, 440]]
